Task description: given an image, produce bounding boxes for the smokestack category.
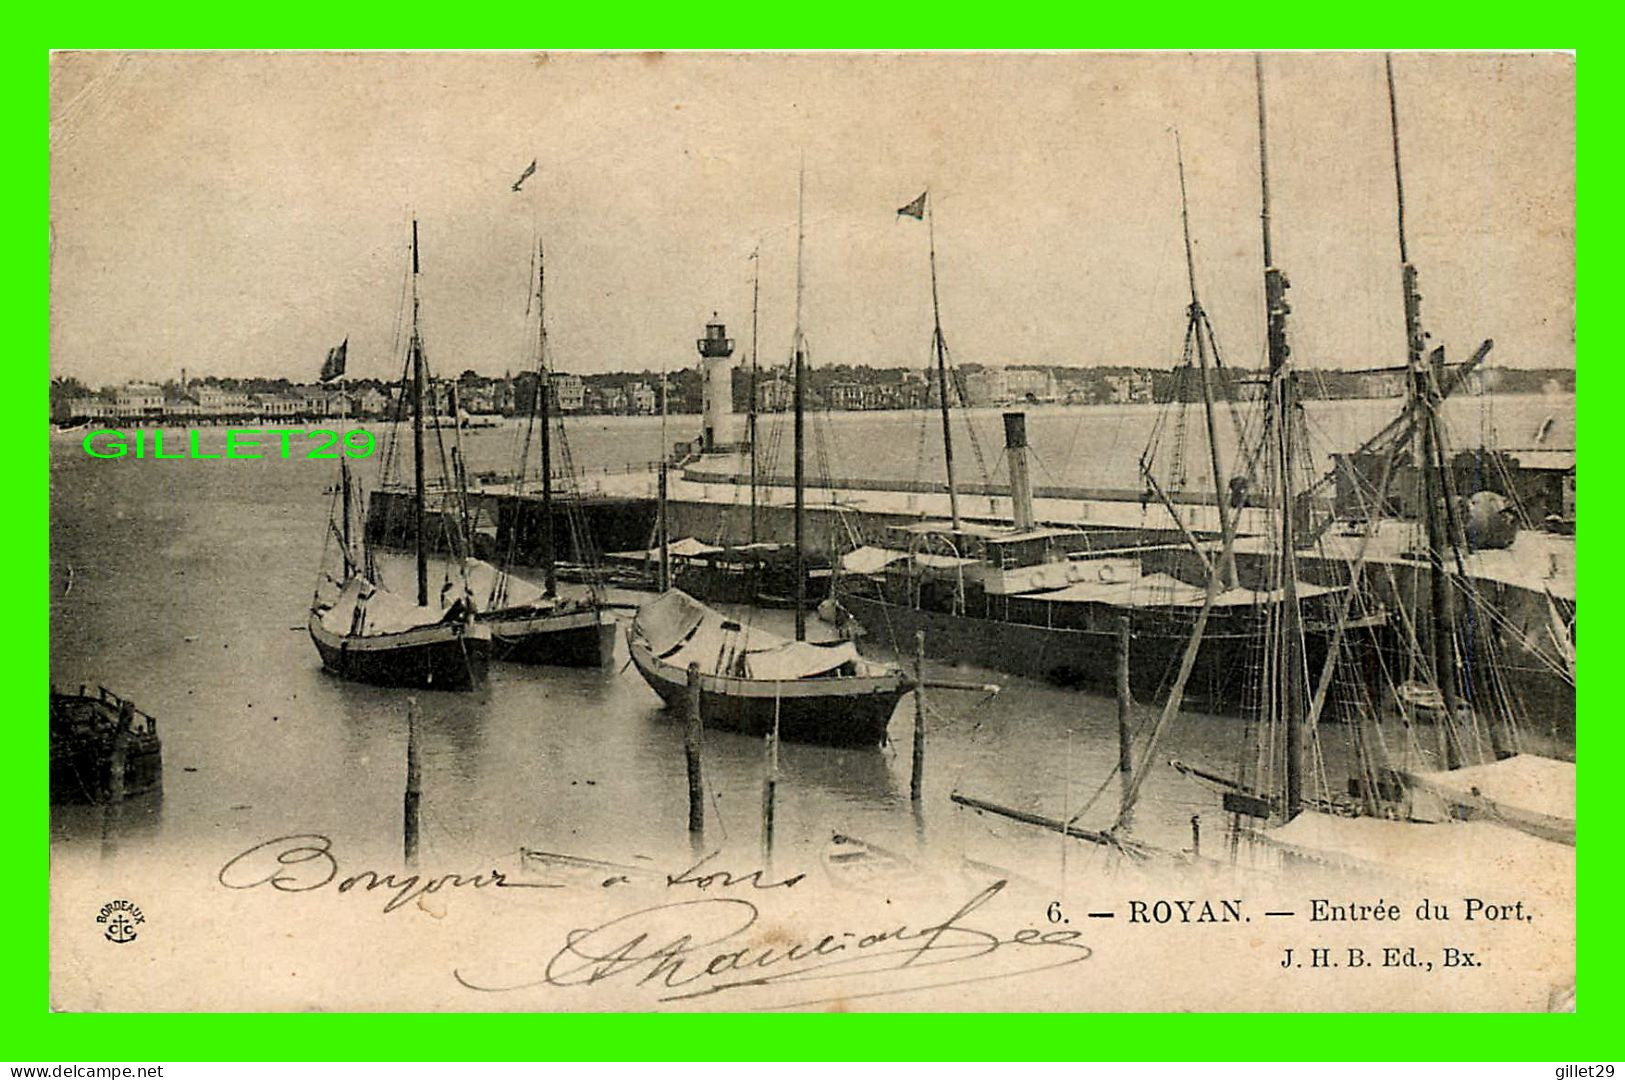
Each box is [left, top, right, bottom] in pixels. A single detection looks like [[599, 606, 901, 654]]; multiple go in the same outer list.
[[1003, 411, 1035, 531]]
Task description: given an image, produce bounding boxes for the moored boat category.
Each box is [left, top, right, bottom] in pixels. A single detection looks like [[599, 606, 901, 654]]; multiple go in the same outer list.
[[463, 557, 615, 668], [309, 577, 490, 691], [50, 685, 163, 804], [307, 219, 489, 692], [628, 590, 909, 747]]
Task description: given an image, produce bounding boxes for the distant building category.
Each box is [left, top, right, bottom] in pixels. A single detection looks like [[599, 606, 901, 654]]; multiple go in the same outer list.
[[1002, 368, 1058, 403], [554, 373, 585, 411], [355, 387, 389, 417], [828, 381, 866, 411], [757, 376, 792, 412], [115, 382, 164, 414], [67, 397, 116, 419], [196, 386, 250, 412], [254, 394, 302, 418], [630, 382, 657, 415], [1104, 372, 1153, 404]]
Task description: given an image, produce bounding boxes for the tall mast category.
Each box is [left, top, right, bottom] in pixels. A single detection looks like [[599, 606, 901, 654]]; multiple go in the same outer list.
[[535, 237, 556, 597], [411, 218, 429, 608], [793, 159, 807, 641], [926, 193, 962, 531], [1387, 53, 1462, 759], [1175, 131, 1238, 589], [337, 370, 353, 575], [1256, 55, 1303, 821], [748, 243, 761, 544]]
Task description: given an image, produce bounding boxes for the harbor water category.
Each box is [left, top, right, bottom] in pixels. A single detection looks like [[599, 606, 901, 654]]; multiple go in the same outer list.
[[48, 394, 1574, 886]]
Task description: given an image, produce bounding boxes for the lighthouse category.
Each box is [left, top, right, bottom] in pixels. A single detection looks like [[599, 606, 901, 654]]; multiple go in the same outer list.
[[696, 313, 735, 452]]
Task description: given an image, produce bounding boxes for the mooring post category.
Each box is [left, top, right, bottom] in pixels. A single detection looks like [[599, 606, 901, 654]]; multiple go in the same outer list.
[[911, 630, 927, 804], [658, 462, 671, 592], [762, 744, 777, 879], [1190, 814, 1201, 858], [1117, 615, 1133, 823], [685, 662, 705, 855], [404, 697, 421, 869], [106, 700, 137, 804]]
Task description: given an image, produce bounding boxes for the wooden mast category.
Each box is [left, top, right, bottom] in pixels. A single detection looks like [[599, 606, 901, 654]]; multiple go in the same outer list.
[[411, 218, 429, 608], [535, 237, 557, 598], [748, 243, 761, 544], [1386, 53, 1462, 767], [1175, 131, 1239, 589], [793, 159, 807, 641], [1256, 55, 1304, 821], [926, 192, 962, 532]]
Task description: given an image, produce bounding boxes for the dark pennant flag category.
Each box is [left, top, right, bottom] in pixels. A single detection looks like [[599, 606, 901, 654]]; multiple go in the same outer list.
[[897, 191, 927, 220], [512, 159, 538, 192], [319, 337, 348, 383]]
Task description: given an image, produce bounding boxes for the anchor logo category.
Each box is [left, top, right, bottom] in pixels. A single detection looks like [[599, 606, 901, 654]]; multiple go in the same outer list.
[[104, 912, 137, 944], [96, 899, 145, 944]]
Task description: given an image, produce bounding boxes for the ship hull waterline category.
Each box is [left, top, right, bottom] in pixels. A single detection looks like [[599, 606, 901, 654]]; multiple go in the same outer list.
[[308, 611, 491, 692], [838, 592, 1349, 714], [627, 634, 909, 749], [481, 607, 618, 668]]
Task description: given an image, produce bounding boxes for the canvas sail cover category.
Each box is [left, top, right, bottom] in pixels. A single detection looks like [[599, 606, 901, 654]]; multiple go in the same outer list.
[[634, 590, 859, 679], [319, 575, 450, 637], [1403, 755, 1576, 845], [841, 546, 979, 575], [1264, 811, 1574, 891], [608, 537, 723, 562], [461, 558, 548, 612], [1038, 573, 1342, 609]]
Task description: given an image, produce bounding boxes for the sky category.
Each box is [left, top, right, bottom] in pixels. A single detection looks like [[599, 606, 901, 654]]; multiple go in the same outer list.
[[49, 51, 1574, 387]]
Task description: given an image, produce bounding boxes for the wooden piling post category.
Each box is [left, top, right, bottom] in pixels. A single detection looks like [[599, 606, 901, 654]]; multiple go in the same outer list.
[[1116, 615, 1133, 823], [910, 631, 927, 804], [658, 463, 671, 592], [404, 698, 421, 869], [762, 743, 777, 878], [685, 662, 704, 854]]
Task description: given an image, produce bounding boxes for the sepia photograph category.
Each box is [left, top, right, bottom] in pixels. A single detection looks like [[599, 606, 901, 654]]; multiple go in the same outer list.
[[47, 49, 1575, 1014]]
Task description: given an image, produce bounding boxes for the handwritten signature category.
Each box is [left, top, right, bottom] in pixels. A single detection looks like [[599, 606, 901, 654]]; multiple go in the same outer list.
[[454, 880, 1091, 1007], [219, 834, 1092, 1007]]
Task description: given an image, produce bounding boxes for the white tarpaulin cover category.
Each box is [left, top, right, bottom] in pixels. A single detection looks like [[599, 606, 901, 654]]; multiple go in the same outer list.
[[609, 537, 723, 561], [1038, 573, 1342, 609], [461, 558, 548, 612], [319, 576, 448, 637], [841, 545, 979, 575], [1265, 810, 1574, 888], [635, 590, 860, 679], [1405, 754, 1575, 842]]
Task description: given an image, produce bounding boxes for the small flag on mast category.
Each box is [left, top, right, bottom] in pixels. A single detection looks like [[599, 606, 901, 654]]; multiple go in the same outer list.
[[320, 338, 348, 382], [897, 191, 927, 220], [512, 159, 538, 192]]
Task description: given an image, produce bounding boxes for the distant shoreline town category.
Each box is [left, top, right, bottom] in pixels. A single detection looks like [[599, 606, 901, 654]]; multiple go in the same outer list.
[[51, 362, 1576, 425]]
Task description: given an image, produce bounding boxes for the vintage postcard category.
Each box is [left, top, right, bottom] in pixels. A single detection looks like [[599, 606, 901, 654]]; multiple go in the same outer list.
[[48, 50, 1575, 1012]]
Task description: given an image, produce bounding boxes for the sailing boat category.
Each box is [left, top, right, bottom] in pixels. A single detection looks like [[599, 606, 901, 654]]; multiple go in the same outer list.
[[834, 178, 1345, 712], [309, 221, 492, 691], [628, 167, 912, 748], [464, 238, 616, 667], [1369, 55, 1574, 848], [1167, 56, 1573, 874]]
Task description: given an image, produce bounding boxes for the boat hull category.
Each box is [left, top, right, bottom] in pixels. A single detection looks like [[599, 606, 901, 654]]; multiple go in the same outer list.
[[309, 611, 491, 691], [49, 691, 163, 805], [627, 634, 907, 748], [839, 591, 1337, 713], [481, 607, 617, 667]]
